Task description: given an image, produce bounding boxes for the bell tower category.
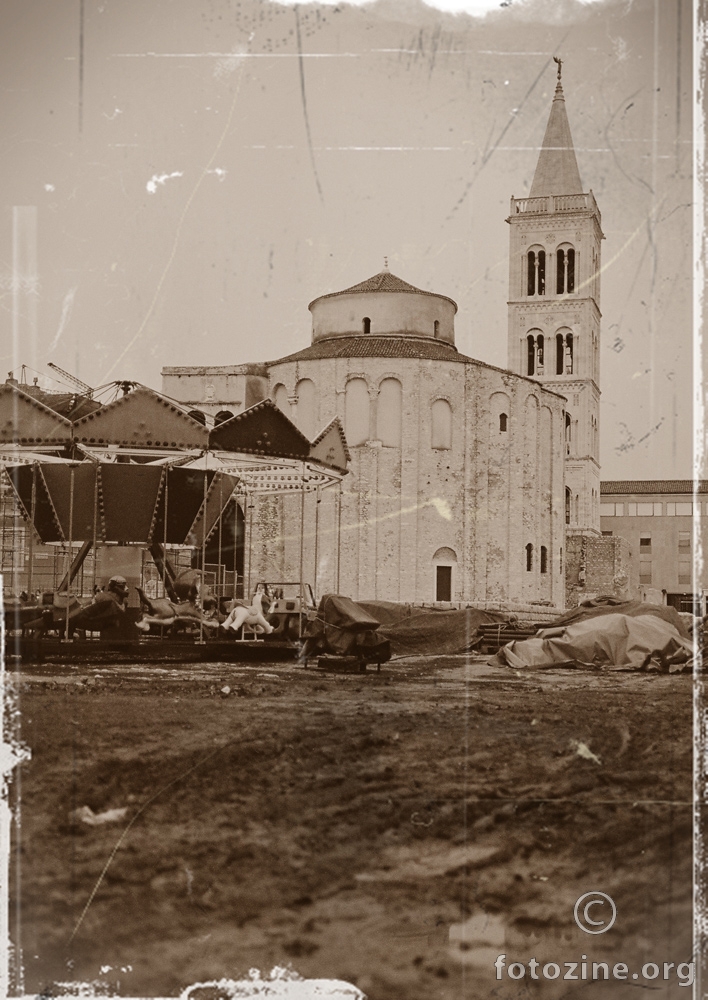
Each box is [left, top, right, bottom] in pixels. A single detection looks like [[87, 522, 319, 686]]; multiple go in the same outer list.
[[507, 59, 603, 535]]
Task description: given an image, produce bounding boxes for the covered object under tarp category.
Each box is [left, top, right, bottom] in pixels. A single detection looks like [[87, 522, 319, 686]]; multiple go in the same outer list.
[[548, 595, 690, 638], [301, 594, 391, 661], [491, 613, 693, 672], [357, 602, 508, 656]]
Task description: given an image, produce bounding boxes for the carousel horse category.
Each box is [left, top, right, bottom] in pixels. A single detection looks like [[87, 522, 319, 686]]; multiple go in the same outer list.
[[220, 582, 275, 635]]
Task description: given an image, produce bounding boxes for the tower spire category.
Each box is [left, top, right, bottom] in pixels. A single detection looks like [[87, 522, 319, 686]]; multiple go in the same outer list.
[[529, 60, 583, 198]]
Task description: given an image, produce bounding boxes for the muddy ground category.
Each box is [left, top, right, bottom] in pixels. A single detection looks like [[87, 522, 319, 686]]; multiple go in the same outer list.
[[7, 654, 695, 998]]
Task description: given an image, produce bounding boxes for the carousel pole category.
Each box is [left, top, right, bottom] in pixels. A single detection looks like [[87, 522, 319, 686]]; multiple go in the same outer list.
[[91, 463, 98, 596], [199, 466, 208, 644], [298, 465, 305, 639], [246, 489, 253, 600], [64, 465, 75, 641], [233, 489, 239, 599], [313, 483, 320, 604], [336, 479, 342, 594], [27, 462, 37, 598], [162, 468, 169, 598], [217, 475, 223, 601]]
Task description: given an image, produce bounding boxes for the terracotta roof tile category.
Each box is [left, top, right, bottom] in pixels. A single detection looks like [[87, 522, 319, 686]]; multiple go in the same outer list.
[[601, 480, 708, 495], [268, 335, 470, 366]]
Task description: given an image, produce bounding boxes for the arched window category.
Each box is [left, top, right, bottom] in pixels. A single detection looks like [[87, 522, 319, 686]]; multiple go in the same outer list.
[[565, 486, 571, 525], [434, 320, 440, 338], [295, 378, 316, 439], [525, 543, 533, 572], [526, 331, 543, 376], [499, 413, 507, 432], [431, 398, 452, 450], [273, 383, 289, 415], [556, 246, 576, 294], [188, 409, 206, 425], [214, 410, 234, 426], [527, 249, 546, 296], [362, 317, 371, 334], [345, 378, 369, 447], [377, 378, 402, 447], [565, 412, 572, 455], [560, 547, 563, 573], [433, 546, 457, 602], [556, 329, 573, 374], [540, 546, 548, 574]]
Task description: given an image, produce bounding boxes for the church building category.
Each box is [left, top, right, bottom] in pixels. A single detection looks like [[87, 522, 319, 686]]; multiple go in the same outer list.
[[163, 66, 614, 611]]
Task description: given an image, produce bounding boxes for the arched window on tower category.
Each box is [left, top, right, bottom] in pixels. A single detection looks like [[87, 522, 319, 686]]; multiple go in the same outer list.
[[525, 543, 533, 572], [362, 317, 371, 334], [431, 398, 452, 450], [377, 378, 402, 447], [565, 412, 572, 456], [345, 378, 369, 446], [434, 320, 440, 338], [565, 486, 571, 525], [556, 245, 576, 294], [526, 330, 544, 376], [565, 333, 574, 374], [527, 248, 546, 296], [556, 333, 564, 375], [540, 546, 548, 574], [499, 412, 508, 433]]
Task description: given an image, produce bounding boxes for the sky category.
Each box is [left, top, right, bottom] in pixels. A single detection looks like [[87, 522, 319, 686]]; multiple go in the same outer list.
[[0, 0, 694, 479]]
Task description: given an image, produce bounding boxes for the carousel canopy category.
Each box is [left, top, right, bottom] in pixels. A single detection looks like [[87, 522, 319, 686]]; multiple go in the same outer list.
[[72, 386, 209, 450], [0, 383, 73, 446], [208, 398, 312, 459], [5, 462, 239, 545]]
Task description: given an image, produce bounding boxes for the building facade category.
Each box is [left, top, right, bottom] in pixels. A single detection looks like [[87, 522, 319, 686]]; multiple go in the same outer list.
[[600, 481, 707, 613]]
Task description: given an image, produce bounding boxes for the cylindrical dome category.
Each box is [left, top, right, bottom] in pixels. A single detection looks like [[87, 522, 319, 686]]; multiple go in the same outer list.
[[308, 269, 457, 345]]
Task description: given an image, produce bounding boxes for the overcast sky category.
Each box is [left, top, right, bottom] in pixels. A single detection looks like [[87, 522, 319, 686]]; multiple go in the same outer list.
[[1, 0, 693, 479]]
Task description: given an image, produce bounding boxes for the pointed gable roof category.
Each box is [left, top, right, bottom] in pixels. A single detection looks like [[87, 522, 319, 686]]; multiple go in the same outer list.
[[0, 383, 73, 445], [209, 398, 312, 459], [529, 78, 584, 198], [72, 386, 209, 449], [309, 418, 350, 473]]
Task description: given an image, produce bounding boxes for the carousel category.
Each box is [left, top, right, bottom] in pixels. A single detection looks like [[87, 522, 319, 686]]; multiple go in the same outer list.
[[0, 377, 349, 664]]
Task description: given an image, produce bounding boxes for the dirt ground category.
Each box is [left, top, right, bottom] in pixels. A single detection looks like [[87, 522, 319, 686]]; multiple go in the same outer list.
[[7, 654, 695, 999]]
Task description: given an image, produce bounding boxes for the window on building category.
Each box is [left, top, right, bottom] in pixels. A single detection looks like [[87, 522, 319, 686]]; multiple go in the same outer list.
[[565, 487, 571, 525], [678, 531, 692, 585], [676, 502, 693, 516], [600, 503, 616, 516], [540, 546, 548, 574], [556, 333, 564, 375], [345, 378, 369, 446], [188, 409, 206, 425], [295, 378, 317, 439], [615, 504, 624, 516], [637, 503, 653, 516], [214, 410, 234, 426], [627, 503, 637, 516], [499, 412, 508, 432], [431, 398, 452, 450], [527, 331, 543, 376], [556, 246, 576, 294], [526, 543, 533, 571], [639, 532, 652, 584], [653, 503, 662, 515], [565, 413, 571, 456], [565, 333, 574, 374], [434, 320, 440, 338], [527, 249, 546, 296], [273, 383, 289, 414], [560, 547, 563, 573], [362, 317, 371, 334], [377, 378, 402, 447]]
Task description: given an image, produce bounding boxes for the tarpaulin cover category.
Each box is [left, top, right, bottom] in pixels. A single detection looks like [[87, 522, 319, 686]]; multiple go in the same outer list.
[[491, 613, 693, 672], [304, 594, 386, 657], [99, 464, 164, 542], [548, 595, 690, 638], [359, 602, 508, 656]]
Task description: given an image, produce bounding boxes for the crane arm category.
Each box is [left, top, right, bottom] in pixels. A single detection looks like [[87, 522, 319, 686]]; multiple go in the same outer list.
[[47, 362, 94, 397]]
